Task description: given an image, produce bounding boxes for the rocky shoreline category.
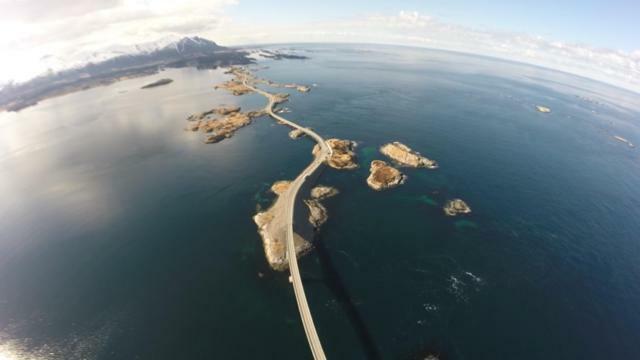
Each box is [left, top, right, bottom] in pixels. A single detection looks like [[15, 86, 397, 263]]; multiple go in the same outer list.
[[314, 138, 358, 169], [184, 106, 265, 144], [366, 160, 405, 190], [443, 199, 472, 216], [380, 142, 438, 169]]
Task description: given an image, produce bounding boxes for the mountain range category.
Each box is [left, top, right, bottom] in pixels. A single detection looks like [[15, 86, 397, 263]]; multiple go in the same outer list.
[[0, 37, 261, 112]]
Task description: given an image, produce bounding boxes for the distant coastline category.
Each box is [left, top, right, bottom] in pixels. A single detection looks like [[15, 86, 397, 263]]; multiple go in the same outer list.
[[0, 36, 308, 112]]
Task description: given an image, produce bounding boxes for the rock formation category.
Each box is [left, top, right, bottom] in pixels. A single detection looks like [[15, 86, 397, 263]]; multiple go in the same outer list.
[[443, 199, 472, 216], [313, 138, 358, 169], [304, 200, 328, 229], [270, 180, 291, 195], [367, 160, 405, 190], [253, 180, 313, 271], [380, 142, 438, 169], [310, 185, 339, 200]]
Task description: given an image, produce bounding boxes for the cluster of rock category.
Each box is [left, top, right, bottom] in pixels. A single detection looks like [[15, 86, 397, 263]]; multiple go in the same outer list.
[[380, 142, 438, 169], [253, 180, 310, 271], [443, 199, 472, 216], [186, 106, 241, 122], [304, 185, 339, 229], [214, 79, 253, 95], [366, 160, 406, 190], [314, 138, 358, 169], [253, 181, 339, 271], [184, 106, 265, 144]]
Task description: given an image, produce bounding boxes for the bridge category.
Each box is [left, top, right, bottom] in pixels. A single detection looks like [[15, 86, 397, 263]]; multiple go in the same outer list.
[[243, 73, 330, 360]]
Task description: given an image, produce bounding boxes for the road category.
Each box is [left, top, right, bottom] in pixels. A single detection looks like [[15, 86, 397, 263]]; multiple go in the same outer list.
[[243, 73, 330, 360]]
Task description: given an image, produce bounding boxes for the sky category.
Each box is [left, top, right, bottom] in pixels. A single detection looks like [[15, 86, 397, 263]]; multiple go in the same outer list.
[[0, 0, 639, 92]]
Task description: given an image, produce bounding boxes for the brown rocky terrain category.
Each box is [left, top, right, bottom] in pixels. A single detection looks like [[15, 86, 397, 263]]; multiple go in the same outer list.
[[184, 106, 264, 143], [380, 142, 438, 169], [366, 160, 405, 190], [270, 180, 291, 195], [310, 185, 339, 200], [313, 138, 358, 169], [304, 200, 328, 229], [443, 199, 472, 216]]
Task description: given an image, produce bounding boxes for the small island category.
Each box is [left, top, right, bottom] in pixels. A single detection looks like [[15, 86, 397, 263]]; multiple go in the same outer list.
[[443, 199, 472, 216], [313, 138, 358, 169], [183, 105, 265, 143], [536, 105, 552, 113], [380, 142, 438, 169], [367, 160, 405, 190], [304, 185, 338, 229], [141, 78, 173, 89]]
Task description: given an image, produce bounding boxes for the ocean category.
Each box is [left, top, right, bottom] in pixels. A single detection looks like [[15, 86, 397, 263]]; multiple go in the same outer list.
[[0, 44, 639, 359]]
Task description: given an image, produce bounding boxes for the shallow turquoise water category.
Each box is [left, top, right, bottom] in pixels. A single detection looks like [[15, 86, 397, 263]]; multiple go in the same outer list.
[[1, 45, 639, 359]]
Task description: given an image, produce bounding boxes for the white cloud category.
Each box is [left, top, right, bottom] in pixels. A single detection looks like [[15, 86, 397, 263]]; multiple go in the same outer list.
[[0, 0, 237, 83], [223, 10, 640, 93], [1, 6, 638, 93]]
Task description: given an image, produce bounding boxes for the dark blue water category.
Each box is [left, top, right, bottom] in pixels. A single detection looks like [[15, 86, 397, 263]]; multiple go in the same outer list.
[[1, 45, 639, 359]]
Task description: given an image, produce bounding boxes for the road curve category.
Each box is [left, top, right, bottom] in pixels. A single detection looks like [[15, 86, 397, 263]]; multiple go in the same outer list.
[[243, 74, 330, 360]]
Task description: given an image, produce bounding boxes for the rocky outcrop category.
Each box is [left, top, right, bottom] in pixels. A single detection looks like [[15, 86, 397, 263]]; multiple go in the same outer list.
[[366, 160, 405, 190], [443, 199, 471, 216], [289, 128, 305, 139], [185, 109, 263, 143], [296, 85, 311, 93], [253, 210, 312, 271], [304, 200, 328, 229], [273, 93, 290, 105], [270, 180, 291, 195], [380, 142, 438, 169], [310, 185, 339, 200], [186, 106, 241, 122], [313, 138, 358, 169], [214, 79, 253, 95], [253, 180, 314, 271], [536, 105, 551, 113]]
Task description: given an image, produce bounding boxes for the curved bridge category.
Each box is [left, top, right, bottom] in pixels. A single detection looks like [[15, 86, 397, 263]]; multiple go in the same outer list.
[[243, 74, 330, 360]]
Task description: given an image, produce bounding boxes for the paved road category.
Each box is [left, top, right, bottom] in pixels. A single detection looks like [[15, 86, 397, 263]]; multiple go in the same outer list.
[[243, 74, 330, 360]]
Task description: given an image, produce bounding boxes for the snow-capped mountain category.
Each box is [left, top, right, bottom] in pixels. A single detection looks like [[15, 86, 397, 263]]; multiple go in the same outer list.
[[0, 36, 252, 111]]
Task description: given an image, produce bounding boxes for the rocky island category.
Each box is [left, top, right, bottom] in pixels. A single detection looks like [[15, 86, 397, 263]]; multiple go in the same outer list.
[[214, 78, 253, 95], [313, 138, 358, 169], [141, 78, 173, 89], [184, 105, 265, 143], [380, 142, 438, 169], [366, 160, 405, 190], [443, 199, 472, 216], [304, 185, 339, 229]]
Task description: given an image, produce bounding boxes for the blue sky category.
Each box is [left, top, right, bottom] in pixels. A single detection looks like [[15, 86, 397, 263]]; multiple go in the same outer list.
[[230, 0, 639, 51], [1, 0, 638, 91]]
